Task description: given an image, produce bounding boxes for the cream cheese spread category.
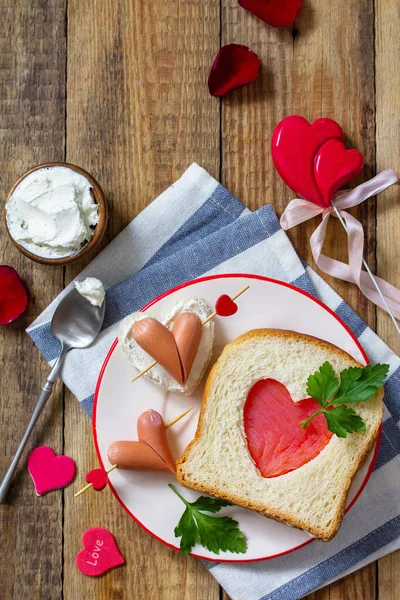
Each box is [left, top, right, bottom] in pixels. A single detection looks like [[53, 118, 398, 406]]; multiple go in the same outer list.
[[75, 277, 105, 307], [5, 166, 99, 259]]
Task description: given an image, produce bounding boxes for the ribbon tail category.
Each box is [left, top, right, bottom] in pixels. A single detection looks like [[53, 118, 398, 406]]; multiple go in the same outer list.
[[314, 252, 400, 320]]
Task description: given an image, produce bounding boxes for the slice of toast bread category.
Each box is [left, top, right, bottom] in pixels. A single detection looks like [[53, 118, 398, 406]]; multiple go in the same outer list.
[[176, 329, 384, 541]]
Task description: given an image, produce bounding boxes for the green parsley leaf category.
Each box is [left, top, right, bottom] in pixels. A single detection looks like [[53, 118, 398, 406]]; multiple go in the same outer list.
[[169, 484, 247, 557], [189, 496, 232, 513], [301, 361, 388, 437], [324, 405, 366, 438], [333, 363, 389, 404], [174, 507, 199, 555], [306, 361, 340, 407]]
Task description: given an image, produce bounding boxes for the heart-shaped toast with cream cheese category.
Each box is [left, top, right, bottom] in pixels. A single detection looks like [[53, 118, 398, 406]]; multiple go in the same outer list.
[[119, 298, 215, 394]]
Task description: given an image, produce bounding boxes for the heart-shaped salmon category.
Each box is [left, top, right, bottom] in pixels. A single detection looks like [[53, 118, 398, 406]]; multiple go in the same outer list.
[[314, 138, 364, 205], [244, 379, 332, 478], [271, 116, 344, 207], [132, 313, 202, 385]]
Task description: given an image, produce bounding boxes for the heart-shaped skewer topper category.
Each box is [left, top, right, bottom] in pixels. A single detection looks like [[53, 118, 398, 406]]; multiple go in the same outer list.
[[86, 468, 108, 491], [215, 294, 238, 317]]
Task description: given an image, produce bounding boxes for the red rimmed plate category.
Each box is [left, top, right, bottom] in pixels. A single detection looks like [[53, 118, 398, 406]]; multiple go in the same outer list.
[[93, 274, 380, 562]]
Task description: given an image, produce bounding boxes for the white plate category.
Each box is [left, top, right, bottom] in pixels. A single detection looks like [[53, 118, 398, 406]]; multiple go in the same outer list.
[[93, 274, 380, 562]]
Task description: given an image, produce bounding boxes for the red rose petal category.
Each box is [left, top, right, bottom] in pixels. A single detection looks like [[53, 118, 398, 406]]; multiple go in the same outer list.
[[239, 0, 303, 28], [208, 44, 260, 97], [0, 266, 28, 325]]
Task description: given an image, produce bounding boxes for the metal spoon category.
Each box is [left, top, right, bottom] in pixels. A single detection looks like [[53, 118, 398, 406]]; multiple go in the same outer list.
[[0, 286, 105, 503]]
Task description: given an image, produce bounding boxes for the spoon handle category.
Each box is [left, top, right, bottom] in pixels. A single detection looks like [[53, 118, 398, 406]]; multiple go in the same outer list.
[[0, 348, 68, 503]]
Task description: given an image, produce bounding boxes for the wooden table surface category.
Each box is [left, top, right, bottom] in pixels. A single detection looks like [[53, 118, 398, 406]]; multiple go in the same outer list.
[[1, 1, 399, 598]]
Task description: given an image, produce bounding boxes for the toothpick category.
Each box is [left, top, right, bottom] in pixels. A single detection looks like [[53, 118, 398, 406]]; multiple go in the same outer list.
[[74, 408, 192, 498], [165, 407, 193, 428], [131, 285, 250, 382], [132, 360, 157, 382]]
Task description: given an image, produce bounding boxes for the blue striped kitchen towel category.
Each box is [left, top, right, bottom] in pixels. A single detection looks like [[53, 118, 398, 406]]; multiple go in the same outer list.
[[27, 163, 400, 600]]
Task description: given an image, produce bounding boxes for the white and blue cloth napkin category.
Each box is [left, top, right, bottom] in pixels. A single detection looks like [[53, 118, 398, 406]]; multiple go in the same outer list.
[[27, 164, 400, 600]]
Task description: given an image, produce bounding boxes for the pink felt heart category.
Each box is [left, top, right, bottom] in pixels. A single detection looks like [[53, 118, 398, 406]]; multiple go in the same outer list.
[[271, 116, 344, 207], [314, 138, 364, 205], [28, 446, 76, 495], [86, 468, 108, 492], [76, 527, 125, 577], [215, 294, 238, 317]]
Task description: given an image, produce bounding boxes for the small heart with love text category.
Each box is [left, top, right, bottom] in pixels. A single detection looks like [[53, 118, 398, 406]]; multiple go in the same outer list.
[[76, 527, 125, 577]]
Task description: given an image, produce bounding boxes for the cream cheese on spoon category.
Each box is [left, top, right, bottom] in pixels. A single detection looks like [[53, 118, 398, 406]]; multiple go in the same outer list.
[[5, 166, 99, 259], [75, 277, 105, 307]]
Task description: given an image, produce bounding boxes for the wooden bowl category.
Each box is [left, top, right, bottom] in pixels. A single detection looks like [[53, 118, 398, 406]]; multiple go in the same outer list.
[[4, 162, 108, 266]]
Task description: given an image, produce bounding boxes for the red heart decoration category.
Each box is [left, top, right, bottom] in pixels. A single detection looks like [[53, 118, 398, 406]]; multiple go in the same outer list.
[[76, 527, 125, 577], [208, 44, 260, 97], [244, 379, 332, 478], [215, 294, 238, 317], [239, 0, 303, 28], [314, 138, 364, 205], [86, 468, 108, 492], [271, 116, 344, 207], [0, 265, 28, 325], [28, 446, 76, 495]]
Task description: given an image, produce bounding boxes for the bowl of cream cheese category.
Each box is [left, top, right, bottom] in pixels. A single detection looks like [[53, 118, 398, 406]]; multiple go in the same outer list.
[[4, 162, 108, 265]]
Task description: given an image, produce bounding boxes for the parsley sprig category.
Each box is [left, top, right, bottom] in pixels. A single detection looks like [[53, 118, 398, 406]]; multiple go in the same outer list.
[[169, 484, 247, 556], [301, 361, 389, 437]]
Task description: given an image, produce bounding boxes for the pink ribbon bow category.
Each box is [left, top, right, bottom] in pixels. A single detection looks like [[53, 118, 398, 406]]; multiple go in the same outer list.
[[280, 169, 400, 319]]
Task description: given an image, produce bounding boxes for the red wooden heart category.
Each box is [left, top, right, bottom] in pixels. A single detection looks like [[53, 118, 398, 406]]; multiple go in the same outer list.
[[208, 44, 260, 97], [244, 379, 332, 478], [215, 294, 238, 317], [86, 468, 108, 492], [28, 446, 76, 496], [239, 0, 303, 28], [314, 138, 364, 205], [76, 527, 125, 577], [271, 116, 344, 207]]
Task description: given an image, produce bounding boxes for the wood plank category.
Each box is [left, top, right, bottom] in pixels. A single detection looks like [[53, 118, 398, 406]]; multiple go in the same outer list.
[[375, 0, 400, 597], [0, 1, 66, 599], [221, 1, 377, 599], [63, 1, 220, 598]]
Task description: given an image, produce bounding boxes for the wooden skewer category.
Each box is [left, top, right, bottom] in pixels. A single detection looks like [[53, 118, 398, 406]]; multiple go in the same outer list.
[[132, 360, 157, 383], [74, 408, 193, 498], [131, 285, 250, 382], [165, 407, 192, 428]]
